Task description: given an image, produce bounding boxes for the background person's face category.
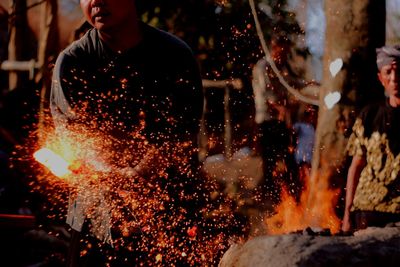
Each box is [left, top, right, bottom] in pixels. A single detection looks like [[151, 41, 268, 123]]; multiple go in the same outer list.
[[80, 0, 136, 32], [378, 61, 400, 98]]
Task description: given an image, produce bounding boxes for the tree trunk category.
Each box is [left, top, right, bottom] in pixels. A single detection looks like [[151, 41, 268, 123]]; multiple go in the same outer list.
[[311, 1, 385, 195]]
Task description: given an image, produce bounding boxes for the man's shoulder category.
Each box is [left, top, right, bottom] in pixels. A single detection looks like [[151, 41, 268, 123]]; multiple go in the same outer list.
[[62, 28, 99, 59], [356, 100, 389, 132], [142, 23, 193, 55], [359, 101, 386, 118]]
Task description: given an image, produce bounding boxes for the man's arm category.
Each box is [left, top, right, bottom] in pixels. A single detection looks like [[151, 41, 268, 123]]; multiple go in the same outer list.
[[342, 155, 366, 232], [50, 52, 78, 130]]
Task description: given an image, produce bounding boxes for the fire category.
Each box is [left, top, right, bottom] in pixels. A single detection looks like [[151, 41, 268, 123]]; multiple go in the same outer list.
[[265, 172, 341, 235], [34, 148, 72, 177]]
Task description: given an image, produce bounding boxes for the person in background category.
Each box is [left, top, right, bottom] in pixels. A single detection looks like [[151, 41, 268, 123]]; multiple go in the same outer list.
[[342, 45, 400, 232], [252, 35, 304, 206], [293, 104, 317, 188]]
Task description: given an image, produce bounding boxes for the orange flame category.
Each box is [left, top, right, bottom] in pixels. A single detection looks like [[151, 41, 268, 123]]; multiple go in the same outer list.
[[265, 171, 341, 235]]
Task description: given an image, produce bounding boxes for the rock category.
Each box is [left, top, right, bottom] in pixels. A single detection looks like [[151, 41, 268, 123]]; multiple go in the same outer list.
[[219, 226, 400, 267]]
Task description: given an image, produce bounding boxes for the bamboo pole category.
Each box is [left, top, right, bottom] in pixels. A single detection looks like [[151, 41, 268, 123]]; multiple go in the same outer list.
[[7, 0, 28, 91]]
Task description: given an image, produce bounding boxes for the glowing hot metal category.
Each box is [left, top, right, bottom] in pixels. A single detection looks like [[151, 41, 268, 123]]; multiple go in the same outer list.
[[34, 148, 72, 177]]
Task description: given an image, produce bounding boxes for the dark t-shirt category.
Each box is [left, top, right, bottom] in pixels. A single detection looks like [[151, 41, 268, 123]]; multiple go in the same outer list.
[[347, 100, 400, 213], [357, 100, 400, 155], [51, 23, 203, 146]]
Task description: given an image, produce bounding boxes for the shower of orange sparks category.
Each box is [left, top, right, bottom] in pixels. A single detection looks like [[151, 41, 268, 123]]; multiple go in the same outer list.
[[29, 125, 242, 266]]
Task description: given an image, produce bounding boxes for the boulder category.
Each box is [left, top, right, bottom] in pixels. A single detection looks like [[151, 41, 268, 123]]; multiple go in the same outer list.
[[219, 226, 400, 267]]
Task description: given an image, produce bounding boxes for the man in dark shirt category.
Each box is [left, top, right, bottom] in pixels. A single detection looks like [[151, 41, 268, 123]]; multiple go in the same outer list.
[[342, 45, 400, 232], [52, 1, 202, 146], [49, 1, 226, 266]]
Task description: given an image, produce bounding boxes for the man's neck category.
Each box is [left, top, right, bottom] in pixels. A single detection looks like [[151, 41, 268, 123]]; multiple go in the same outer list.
[[389, 96, 400, 108], [99, 20, 143, 53]]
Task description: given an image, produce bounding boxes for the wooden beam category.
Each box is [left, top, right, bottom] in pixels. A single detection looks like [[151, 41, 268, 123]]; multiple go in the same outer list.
[[202, 78, 243, 90], [0, 59, 39, 79]]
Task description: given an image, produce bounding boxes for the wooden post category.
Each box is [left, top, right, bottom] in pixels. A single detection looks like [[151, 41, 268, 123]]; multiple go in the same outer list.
[[199, 79, 242, 161], [37, 0, 59, 143], [7, 0, 28, 91], [224, 85, 232, 159], [198, 87, 208, 161], [36, 0, 59, 81]]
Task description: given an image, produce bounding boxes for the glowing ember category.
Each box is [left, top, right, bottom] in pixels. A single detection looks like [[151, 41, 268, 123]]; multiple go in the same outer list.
[[187, 225, 198, 238], [34, 148, 71, 177]]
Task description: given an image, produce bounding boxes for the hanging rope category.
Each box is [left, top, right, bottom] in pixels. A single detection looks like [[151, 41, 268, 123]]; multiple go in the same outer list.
[[249, 0, 320, 106]]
